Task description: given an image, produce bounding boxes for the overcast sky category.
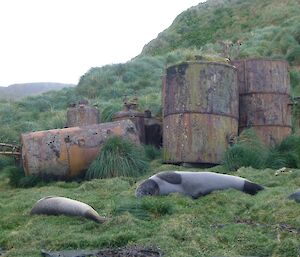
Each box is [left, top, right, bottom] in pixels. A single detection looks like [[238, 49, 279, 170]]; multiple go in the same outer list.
[[0, 0, 204, 87]]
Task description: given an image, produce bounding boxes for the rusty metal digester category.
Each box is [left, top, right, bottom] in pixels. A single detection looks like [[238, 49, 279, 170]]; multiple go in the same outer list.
[[20, 120, 140, 178], [66, 101, 100, 127], [232, 59, 291, 146], [163, 61, 239, 165]]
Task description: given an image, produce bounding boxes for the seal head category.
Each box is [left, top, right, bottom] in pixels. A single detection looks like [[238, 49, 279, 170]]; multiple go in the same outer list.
[[288, 189, 300, 203], [135, 179, 159, 198]]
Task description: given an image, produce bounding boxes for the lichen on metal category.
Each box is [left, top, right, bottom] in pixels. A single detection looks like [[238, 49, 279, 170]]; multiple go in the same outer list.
[[21, 120, 139, 178], [232, 58, 291, 146], [112, 97, 146, 143], [163, 61, 238, 165], [66, 103, 100, 127]]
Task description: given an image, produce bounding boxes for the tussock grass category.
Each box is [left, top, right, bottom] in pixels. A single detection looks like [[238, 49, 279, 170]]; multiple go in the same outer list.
[[143, 144, 162, 161], [0, 165, 299, 257], [86, 136, 149, 179], [100, 104, 122, 123], [224, 130, 300, 171], [223, 129, 267, 170]]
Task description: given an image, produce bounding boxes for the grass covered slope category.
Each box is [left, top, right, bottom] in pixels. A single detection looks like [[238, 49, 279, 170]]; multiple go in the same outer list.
[[1, 0, 300, 144], [0, 165, 299, 257], [142, 0, 300, 59]]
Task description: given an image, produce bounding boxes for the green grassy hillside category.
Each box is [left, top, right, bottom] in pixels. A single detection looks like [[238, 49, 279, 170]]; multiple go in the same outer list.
[[0, 164, 299, 256], [1, 1, 300, 256], [142, 0, 300, 59], [1, 0, 300, 144], [0, 83, 75, 100]]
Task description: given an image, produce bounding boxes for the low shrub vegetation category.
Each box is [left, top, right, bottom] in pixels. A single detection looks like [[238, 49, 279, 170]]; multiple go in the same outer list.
[[6, 166, 41, 188], [223, 130, 300, 171], [143, 144, 162, 161], [86, 136, 149, 179]]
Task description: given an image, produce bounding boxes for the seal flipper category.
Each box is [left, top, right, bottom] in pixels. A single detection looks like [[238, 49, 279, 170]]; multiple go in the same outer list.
[[84, 209, 108, 223], [243, 181, 264, 195], [288, 190, 300, 203]]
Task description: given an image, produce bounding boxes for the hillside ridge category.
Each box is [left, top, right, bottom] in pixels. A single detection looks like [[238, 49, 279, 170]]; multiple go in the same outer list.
[[0, 82, 75, 100]]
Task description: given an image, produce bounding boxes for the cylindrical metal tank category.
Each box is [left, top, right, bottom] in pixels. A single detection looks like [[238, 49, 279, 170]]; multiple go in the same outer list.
[[113, 110, 145, 144], [66, 103, 100, 127], [21, 120, 139, 179], [232, 59, 292, 146], [163, 61, 239, 165]]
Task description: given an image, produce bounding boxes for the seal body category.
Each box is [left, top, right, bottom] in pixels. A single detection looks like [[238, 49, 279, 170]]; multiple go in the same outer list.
[[288, 189, 300, 203], [30, 196, 107, 223], [136, 171, 264, 199]]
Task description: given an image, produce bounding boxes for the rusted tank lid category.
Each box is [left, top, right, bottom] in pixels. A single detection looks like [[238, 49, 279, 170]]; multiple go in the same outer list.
[[166, 61, 237, 70]]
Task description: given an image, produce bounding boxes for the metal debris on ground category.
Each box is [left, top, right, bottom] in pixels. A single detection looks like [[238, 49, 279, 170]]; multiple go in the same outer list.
[[274, 167, 293, 176]]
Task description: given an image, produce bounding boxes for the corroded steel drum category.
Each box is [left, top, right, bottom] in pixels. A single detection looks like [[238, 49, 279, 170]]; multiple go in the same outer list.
[[21, 120, 139, 178], [66, 104, 100, 127], [113, 110, 145, 144], [163, 61, 238, 165], [232, 59, 291, 146]]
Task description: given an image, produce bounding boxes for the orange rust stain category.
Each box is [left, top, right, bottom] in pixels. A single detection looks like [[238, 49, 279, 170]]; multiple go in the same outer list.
[[68, 145, 100, 177], [59, 142, 68, 163], [112, 126, 122, 135]]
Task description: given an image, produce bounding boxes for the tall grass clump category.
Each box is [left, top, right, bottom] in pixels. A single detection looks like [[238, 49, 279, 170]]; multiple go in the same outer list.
[[7, 165, 41, 188], [100, 104, 122, 123], [265, 135, 300, 169], [144, 144, 162, 160], [223, 129, 267, 171], [0, 156, 14, 171], [86, 136, 149, 179], [224, 129, 300, 171]]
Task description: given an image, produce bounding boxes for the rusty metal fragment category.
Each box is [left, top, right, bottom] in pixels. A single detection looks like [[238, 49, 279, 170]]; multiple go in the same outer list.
[[113, 98, 145, 143], [21, 120, 139, 178], [232, 59, 291, 146], [163, 61, 238, 165], [66, 103, 100, 127]]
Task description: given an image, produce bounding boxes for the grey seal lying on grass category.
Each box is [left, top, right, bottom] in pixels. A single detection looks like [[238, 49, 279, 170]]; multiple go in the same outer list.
[[288, 189, 300, 203], [136, 171, 264, 199], [30, 196, 108, 223]]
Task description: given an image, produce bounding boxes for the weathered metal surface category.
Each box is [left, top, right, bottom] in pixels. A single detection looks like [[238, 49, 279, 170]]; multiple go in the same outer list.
[[21, 120, 139, 178], [66, 104, 100, 127], [113, 110, 145, 144], [163, 61, 238, 164], [232, 59, 291, 145]]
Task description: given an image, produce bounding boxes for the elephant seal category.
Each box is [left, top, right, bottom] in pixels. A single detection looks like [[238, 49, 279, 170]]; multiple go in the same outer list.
[[30, 196, 108, 223], [288, 189, 300, 203], [135, 171, 264, 199]]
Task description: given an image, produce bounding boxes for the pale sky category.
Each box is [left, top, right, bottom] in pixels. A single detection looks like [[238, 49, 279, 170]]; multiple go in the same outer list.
[[0, 0, 204, 87]]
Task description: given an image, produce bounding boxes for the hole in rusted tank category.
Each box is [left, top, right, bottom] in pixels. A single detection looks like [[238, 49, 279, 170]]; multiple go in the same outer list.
[[126, 126, 135, 134], [64, 136, 71, 143]]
